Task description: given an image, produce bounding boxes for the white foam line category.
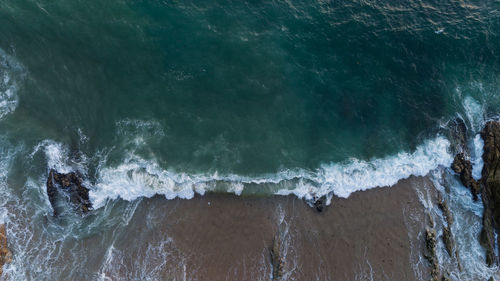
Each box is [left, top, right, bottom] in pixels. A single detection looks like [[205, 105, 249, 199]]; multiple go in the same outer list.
[[277, 136, 453, 199], [471, 134, 484, 180], [81, 136, 452, 208], [34, 123, 452, 209]]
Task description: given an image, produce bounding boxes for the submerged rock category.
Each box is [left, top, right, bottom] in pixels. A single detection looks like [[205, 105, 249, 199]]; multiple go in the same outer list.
[[438, 192, 462, 271], [441, 271, 452, 281], [451, 153, 480, 201], [270, 234, 285, 280], [425, 227, 437, 257], [424, 227, 440, 281], [448, 117, 480, 200], [0, 224, 12, 276], [438, 199, 453, 225], [46, 169, 92, 216], [447, 117, 468, 155], [437, 198, 454, 257], [314, 197, 324, 212], [480, 121, 500, 266], [442, 227, 453, 257]]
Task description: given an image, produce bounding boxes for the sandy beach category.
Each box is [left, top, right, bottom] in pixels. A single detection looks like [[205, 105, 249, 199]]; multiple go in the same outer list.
[[95, 176, 433, 280]]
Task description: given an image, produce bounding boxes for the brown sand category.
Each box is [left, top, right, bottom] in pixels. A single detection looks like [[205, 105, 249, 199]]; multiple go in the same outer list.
[[99, 175, 433, 280]]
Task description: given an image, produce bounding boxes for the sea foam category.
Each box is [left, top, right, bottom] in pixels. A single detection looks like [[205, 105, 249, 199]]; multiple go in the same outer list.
[[277, 136, 453, 199], [471, 134, 484, 180], [34, 134, 453, 209], [0, 48, 25, 120], [461, 96, 485, 180], [428, 170, 499, 280], [462, 95, 485, 133]]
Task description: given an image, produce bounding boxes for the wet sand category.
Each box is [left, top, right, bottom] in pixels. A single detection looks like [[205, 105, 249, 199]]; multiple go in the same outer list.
[[98, 175, 434, 280]]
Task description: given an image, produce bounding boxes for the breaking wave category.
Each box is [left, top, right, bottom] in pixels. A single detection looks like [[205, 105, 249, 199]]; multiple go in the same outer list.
[[34, 135, 453, 209]]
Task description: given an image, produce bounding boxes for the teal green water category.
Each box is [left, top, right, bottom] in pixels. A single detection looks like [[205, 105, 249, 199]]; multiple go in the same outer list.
[[0, 0, 499, 176]]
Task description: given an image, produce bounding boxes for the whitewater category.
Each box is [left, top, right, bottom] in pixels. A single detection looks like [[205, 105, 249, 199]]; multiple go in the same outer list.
[[18, 93, 490, 211], [30, 130, 452, 209]]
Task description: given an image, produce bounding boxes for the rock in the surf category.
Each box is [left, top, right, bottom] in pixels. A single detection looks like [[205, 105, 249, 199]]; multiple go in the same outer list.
[[424, 227, 437, 257], [46, 169, 92, 216], [424, 226, 440, 281], [442, 226, 453, 257], [270, 234, 285, 280], [438, 199, 453, 225], [442, 271, 452, 281], [447, 117, 481, 199], [479, 121, 500, 266], [437, 199, 462, 271], [0, 224, 12, 276], [314, 197, 324, 212], [451, 153, 481, 201], [447, 117, 468, 155]]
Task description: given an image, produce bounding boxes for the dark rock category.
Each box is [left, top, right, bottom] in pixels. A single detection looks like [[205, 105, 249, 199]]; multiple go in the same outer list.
[[46, 169, 92, 216], [427, 212, 435, 228], [480, 121, 500, 266], [438, 199, 454, 257], [441, 271, 451, 281], [431, 261, 440, 281], [46, 171, 59, 216], [438, 199, 453, 225], [447, 117, 468, 155], [481, 214, 496, 266], [424, 227, 440, 281], [438, 198, 462, 271], [270, 235, 285, 280], [314, 198, 324, 212], [0, 224, 12, 276], [451, 153, 480, 201], [442, 226, 453, 257], [425, 227, 437, 257]]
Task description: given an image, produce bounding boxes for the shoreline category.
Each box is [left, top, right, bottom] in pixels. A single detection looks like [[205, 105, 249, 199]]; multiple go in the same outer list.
[[96, 175, 433, 280], [3, 165, 496, 280], [7, 117, 500, 280]]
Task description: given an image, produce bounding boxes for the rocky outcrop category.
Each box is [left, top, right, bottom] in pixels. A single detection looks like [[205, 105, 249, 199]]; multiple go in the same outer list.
[[480, 121, 500, 266], [46, 169, 92, 216], [437, 198, 454, 258], [451, 153, 480, 201], [438, 193, 463, 272], [313, 197, 324, 212], [441, 272, 452, 281], [437, 200, 453, 225], [424, 227, 440, 281], [447, 117, 468, 155], [441, 221, 453, 256], [448, 117, 480, 200], [0, 224, 12, 276], [270, 234, 285, 280], [441, 226, 453, 256]]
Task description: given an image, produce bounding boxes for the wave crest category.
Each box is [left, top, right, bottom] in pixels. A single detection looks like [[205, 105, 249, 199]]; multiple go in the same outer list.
[[33, 135, 453, 208]]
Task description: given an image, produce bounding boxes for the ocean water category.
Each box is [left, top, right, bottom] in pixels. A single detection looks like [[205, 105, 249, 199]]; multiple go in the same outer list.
[[0, 0, 499, 279]]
